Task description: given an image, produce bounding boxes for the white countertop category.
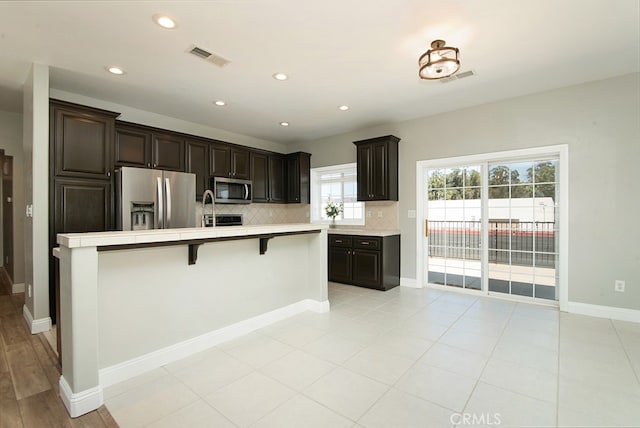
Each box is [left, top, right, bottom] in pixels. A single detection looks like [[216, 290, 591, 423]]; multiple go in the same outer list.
[[57, 223, 328, 249], [327, 228, 400, 237]]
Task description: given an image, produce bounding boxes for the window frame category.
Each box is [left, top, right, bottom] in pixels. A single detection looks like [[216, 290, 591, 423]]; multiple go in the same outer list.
[[310, 162, 365, 226]]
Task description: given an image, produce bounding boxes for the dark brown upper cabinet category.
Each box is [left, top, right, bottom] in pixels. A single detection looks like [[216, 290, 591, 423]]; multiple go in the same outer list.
[[286, 152, 311, 204], [114, 122, 184, 171], [114, 124, 152, 168], [185, 139, 210, 201], [354, 135, 400, 201], [153, 132, 185, 171], [51, 100, 119, 180], [251, 151, 285, 203], [210, 143, 250, 179]]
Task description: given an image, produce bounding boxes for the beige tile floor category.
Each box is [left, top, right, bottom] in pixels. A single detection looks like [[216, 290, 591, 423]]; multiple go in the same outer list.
[[104, 283, 640, 427]]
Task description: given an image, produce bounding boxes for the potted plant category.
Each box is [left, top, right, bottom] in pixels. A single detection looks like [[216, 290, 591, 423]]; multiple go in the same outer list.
[[325, 201, 343, 227]]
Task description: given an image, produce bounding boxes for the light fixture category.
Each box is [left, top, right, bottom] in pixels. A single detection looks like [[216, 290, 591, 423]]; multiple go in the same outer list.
[[214, 100, 226, 106], [418, 39, 460, 80], [153, 14, 176, 29], [279, 122, 290, 127], [338, 105, 350, 111], [273, 73, 288, 81], [107, 66, 125, 75]]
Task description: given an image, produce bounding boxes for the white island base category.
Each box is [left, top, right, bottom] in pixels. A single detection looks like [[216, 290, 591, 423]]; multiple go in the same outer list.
[[56, 224, 329, 417]]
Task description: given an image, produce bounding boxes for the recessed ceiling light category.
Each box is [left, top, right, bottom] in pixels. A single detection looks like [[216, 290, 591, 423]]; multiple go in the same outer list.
[[273, 73, 288, 81], [107, 66, 125, 75], [214, 100, 226, 106], [279, 122, 290, 127], [153, 14, 176, 29], [338, 105, 350, 111]]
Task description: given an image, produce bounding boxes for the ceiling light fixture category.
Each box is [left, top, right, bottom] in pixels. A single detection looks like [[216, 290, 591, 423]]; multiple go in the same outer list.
[[279, 122, 290, 127], [418, 39, 460, 80], [273, 73, 288, 81], [107, 66, 125, 75], [214, 100, 226, 106], [338, 105, 350, 111], [153, 14, 176, 29]]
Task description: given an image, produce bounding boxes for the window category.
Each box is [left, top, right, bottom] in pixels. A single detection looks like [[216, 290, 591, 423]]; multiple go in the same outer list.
[[311, 163, 364, 225]]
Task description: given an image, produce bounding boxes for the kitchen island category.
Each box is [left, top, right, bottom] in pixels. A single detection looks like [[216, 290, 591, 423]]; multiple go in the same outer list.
[[55, 223, 329, 417]]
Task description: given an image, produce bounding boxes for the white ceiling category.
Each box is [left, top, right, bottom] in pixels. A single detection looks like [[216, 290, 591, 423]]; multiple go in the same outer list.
[[0, 0, 638, 144]]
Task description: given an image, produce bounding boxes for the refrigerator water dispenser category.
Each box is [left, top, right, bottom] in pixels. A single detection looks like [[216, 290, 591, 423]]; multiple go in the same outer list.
[[130, 202, 155, 230]]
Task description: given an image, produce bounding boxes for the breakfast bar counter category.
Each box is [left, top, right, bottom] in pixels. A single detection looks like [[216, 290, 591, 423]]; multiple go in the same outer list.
[[55, 223, 329, 417]]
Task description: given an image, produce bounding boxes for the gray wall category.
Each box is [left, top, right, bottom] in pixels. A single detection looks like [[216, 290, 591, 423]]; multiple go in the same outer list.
[[23, 64, 50, 320], [291, 73, 640, 310], [0, 110, 25, 284]]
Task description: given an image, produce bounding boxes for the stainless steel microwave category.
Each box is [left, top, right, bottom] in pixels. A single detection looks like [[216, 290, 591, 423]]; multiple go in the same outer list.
[[210, 176, 252, 204]]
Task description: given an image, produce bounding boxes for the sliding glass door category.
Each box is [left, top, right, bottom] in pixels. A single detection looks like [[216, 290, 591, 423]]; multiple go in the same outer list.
[[423, 155, 559, 302], [426, 165, 482, 291]]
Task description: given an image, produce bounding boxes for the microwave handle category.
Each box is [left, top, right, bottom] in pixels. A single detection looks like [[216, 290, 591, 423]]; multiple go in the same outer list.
[[244, 184, 249, 200]]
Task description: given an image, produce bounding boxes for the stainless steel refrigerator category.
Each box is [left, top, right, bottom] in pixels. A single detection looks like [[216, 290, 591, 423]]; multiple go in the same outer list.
[[115, 167, 196, 231]]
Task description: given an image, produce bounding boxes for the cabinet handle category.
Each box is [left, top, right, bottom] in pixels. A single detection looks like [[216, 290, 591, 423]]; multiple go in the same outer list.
[[147, 163, 151, 168], [335, 240, 342, 243], [361, 241, 369, 245], [153, 163, 157, 168], [107, 171, 111, 177]]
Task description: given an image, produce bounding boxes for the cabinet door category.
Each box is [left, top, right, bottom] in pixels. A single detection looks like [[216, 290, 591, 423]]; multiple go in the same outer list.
[[268, 155, 285, 203], [329, 247, 352, 283], [114, 125, 151, 168], [370, 142, 388, 199], [231, 148, 250, 179], [186, 140, 209, 201], [352, 249, 382, 289], [356, 144, 373, 201], [251, 152, 269, 202], [286, 155, 300, 203], [210, 143, 231, 177], [153, 133, 184, 171], [52, 105, 114, 179], [54, 178, 111, 233]]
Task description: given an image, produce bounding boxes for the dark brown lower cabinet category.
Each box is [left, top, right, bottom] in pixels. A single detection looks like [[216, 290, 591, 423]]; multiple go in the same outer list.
[[328, 234, 400, 291]]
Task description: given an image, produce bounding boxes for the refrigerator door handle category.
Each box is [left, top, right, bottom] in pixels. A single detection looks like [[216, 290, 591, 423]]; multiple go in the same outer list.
[[156, 176, 164, 229], [244, 184, 249, 200], [165, 177, 172, 228]]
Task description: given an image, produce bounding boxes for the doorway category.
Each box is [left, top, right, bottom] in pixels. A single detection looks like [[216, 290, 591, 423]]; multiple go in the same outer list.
[[0, 149, 13, 282], [417, 146, 568, 306]]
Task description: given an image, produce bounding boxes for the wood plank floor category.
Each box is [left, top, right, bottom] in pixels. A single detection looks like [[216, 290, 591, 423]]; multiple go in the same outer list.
[[0, 271, 118, 427]]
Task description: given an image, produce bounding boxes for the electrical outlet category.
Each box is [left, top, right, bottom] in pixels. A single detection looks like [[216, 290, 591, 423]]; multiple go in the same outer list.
[[366, 211, 372, 218], [377, 211, 383, 218], [408, 210, 416, 218], [28, 284, 32, 298], [614, 280, 625, 292]]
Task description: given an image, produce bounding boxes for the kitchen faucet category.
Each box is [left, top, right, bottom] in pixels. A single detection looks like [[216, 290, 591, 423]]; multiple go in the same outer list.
[[201, 190, 215, 227]]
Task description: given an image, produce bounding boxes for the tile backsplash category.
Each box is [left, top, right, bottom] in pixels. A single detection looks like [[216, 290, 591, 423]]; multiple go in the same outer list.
[[195, 200, 398, 230], [361, 201, 399, 230], [196, 203, 309, 226]]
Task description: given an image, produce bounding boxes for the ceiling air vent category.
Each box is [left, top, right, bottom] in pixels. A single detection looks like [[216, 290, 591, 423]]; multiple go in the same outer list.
[[188, 45, 231, 67], [439, 70, 475, 84]]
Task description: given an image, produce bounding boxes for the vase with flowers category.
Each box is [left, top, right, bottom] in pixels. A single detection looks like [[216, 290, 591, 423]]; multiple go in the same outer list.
[[325, 200, 343, 228]]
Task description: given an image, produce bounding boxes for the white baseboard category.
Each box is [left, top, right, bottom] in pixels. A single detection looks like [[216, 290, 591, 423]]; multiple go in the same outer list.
[[99, 299, 329, 388], [12, 282, 25, 293], [59, 376, 103, 418], [566, 301, 640, 323], [22, 305, 52, 334], [400, 277, 420, 288]]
